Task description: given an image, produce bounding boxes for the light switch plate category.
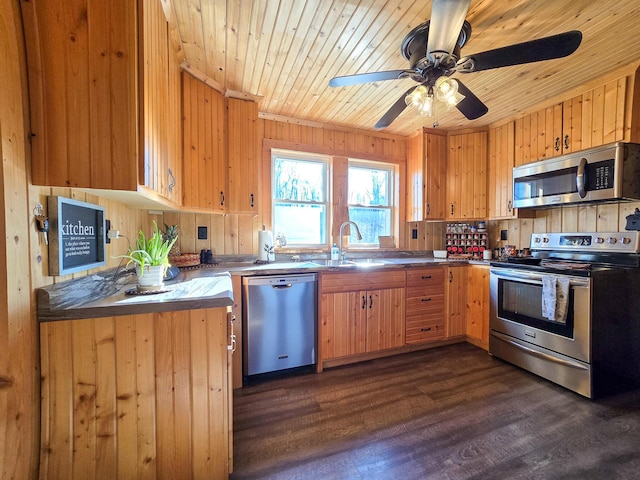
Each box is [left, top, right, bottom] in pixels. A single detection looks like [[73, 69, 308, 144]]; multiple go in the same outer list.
[[197, 226, 208, 240]]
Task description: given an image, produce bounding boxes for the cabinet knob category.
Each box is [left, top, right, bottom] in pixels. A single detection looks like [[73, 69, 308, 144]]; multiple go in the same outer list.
[[420, 327, 432, 332], [220, 191, 225, 206], [250, 193, 255, 208], [362, 295, 366, 309], [554, 137, 560, 151], [426, 204, 431, 215], [564, 134, 570, 150], [421, 275, 432, 280], [450, 204, 454, 216], [421, 298, 432, 302], [369, 295, 373, 309]]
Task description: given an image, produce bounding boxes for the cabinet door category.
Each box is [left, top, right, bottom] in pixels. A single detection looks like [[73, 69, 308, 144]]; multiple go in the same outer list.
[[447, 132, 487, 219], [581, 77, 627, 149], [446, 266, 467, 338], [425, 132, 448, 220], [488, 122, 516, 219], [182, 72, 227, 212], [466, 265, 490, 349], [320, 291, 366, 359], [405, 130, 447, 221], [405, 132, 424, 221], [366, 287, 406, 352], [227, 97, 259, 214]]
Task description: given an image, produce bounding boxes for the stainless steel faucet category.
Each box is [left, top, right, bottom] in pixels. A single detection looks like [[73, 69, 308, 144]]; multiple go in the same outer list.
[[338, 221, 362, 260]]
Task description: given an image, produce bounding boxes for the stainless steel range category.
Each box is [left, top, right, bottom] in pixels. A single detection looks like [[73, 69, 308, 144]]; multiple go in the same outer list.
[[489, 231, 640, 398]]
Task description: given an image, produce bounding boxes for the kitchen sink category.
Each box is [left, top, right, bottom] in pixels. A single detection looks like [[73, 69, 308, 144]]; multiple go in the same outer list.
[[310, 259, 388, 268], [310, 259, 358, 267]]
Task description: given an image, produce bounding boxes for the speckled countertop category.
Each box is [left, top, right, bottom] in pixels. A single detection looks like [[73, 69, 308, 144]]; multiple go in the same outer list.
[[37, 254, 491, 322]]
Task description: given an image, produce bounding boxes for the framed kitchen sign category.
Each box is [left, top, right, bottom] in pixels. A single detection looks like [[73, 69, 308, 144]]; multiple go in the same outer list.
[[47, 196, 107, 276]]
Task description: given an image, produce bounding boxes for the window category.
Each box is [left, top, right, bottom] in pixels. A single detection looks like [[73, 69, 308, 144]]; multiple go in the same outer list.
[[272, 151, 329, 246], [347, 160, 394, 246]]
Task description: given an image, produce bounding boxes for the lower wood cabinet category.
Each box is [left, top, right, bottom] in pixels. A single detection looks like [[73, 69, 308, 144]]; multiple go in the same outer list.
[[446, 266, 468, 338], [320, 271, 406, 361], [466, 264, 491, 349], [39, 307, 234, 480], [405, 267, 446, 343]]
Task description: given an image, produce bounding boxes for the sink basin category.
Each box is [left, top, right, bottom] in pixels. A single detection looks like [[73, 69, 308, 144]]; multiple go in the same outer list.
[[310, 259, 357, 267], [350, 259, 388, 267], [310, 259, 388, 268]]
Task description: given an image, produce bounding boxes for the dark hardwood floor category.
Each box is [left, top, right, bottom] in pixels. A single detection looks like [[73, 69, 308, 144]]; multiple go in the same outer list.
[[231, 343, 640, 480]]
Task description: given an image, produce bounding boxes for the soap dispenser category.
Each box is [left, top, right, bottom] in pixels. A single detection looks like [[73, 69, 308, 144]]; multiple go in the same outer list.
[[331, 243, 339, 261]]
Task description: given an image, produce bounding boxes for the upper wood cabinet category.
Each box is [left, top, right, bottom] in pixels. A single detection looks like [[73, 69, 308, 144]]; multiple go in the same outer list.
[[515, 76, 628, 165], [227, 98, 260, 214], [22, 0, 182, 205], [406, 129, 447, 221], [446, 131, 487, 220], [182, 72, 227, 212], [488, 121, 516, 219]]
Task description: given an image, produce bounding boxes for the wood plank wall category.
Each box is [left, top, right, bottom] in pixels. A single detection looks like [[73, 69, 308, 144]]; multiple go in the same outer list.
[[0, 0, 39, 477]]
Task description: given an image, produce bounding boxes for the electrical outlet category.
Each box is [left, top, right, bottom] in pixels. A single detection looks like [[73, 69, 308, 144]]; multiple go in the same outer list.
[[412, 228, 418, 240], [197, 226, 208, 240], [500, 229, 508, 241]]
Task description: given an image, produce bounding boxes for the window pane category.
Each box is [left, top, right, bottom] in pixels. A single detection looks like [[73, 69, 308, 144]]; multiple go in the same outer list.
[[273, 158, 325, 201], [348, 165, 390, 206], [274, 203, 327, 244], [348, 207, 390, 244]]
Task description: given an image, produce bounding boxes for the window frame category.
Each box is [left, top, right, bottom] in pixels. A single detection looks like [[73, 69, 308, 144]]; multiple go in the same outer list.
[[271, 149, 331, 248], [347, 158, 396, 248]]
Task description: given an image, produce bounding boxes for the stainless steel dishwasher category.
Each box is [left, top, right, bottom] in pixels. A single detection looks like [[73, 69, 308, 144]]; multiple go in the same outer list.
[[242, 273, 317, 376]]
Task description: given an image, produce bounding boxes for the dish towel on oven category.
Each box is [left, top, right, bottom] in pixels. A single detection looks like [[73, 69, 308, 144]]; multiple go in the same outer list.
[[541, 275, 570, 323]]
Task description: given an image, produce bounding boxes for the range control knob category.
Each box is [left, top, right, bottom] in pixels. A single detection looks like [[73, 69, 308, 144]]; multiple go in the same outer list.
[[595, 237, 605, 244], [533, 237, 542, 243], [542, 237, 550, 243], [622, 237, 632, 245], [607, 237, 617, 244]]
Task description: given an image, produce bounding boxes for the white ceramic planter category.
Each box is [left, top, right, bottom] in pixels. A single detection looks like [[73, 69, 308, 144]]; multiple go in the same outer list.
[[136, 265, 165, 290]]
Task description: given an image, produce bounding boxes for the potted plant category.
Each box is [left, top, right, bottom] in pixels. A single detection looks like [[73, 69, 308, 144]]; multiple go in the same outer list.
[[119, 221, 177, 290]]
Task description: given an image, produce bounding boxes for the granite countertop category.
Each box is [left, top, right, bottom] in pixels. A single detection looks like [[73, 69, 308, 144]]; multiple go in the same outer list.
[[37, 269, 234, 322], [37, 254, 491, 322]]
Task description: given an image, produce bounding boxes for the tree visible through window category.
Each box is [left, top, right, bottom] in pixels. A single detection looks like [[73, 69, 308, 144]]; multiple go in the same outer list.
[[348, 161, 393, 245], [272, 153, 329, 245]]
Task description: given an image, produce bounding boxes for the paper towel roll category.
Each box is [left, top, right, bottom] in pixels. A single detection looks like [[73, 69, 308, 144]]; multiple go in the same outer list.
[[258, 230, 274, 261]]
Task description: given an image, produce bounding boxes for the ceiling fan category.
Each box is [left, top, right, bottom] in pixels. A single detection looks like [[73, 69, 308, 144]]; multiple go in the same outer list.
[[328, 0, 582, 129]]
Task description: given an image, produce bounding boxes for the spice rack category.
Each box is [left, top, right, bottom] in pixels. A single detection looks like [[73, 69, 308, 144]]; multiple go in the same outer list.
[[445, 223, 488, 259]]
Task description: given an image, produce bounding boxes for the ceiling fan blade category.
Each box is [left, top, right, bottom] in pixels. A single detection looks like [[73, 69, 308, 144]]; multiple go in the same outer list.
[[374, 85, 418, 129], [329, 70, 415, 87], [427, 0, 471, 64], [454, 79, 488, 120], [457, 30, 582, 73]]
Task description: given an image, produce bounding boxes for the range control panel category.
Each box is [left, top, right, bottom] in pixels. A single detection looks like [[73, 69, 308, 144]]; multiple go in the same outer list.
[[530, 232, 640, 253]]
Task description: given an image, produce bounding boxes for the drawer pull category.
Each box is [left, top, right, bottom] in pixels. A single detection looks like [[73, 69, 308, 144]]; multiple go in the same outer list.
[[421, 327, 432, 332], [421, 298, 432, 302], [421, 275, 432, 280]]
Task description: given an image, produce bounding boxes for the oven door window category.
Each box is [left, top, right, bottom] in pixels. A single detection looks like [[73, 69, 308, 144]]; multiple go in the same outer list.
[[497, 278, 574, 338]]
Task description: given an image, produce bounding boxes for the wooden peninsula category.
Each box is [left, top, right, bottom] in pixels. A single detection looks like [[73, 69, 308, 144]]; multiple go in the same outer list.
[[36, 269, 235, 480]]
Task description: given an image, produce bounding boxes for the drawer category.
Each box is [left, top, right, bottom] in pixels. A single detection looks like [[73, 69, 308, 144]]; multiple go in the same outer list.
[[406, 293, 445, 315], [406, 316, 446, 344], [406, 267, 445, 288], [406, 283, 445, 298], [320, 270, 406, 294]]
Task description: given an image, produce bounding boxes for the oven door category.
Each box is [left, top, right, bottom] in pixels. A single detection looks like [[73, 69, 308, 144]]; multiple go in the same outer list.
[[489, 267, 591, 363]]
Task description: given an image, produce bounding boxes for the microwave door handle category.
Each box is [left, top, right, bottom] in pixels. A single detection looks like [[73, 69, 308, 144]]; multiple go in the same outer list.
[[576, 157, 587, 198]]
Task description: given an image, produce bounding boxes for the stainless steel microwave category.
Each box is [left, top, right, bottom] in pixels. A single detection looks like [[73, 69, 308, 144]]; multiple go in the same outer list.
[[512, 142, 640, 208]]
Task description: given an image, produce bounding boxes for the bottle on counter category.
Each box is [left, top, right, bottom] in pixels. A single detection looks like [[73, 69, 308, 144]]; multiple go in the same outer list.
[[331, 243, 339, 260]]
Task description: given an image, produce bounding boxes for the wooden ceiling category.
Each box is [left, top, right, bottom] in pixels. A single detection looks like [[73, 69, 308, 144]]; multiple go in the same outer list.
[[162, 0, 640, 136]]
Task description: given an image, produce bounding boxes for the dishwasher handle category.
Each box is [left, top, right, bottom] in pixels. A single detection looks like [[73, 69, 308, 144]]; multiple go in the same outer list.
[[272, 284, 292, 289]]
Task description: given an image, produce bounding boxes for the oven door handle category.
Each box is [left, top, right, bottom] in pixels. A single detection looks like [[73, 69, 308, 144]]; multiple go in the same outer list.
[[491, 269, 589, 287], [491, 331, 589, 371]]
